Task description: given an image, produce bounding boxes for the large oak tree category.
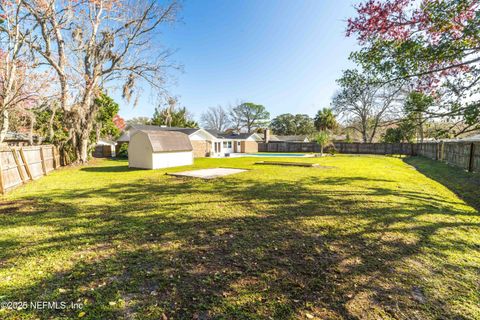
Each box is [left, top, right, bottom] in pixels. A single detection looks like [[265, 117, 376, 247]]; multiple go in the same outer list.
[[19, 0, 179, 162]]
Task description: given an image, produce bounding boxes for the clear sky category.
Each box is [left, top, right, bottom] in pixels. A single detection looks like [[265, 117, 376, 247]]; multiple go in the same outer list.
[[116, 0, 359, 122]]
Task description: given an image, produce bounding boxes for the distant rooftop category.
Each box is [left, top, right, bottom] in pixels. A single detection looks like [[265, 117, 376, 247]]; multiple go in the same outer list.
[[270, 135, 310, 142], [462, 134, 480, 141]]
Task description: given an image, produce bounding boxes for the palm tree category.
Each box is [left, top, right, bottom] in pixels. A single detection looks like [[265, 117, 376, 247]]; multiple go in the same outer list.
[[312, 131, 330, 156], [314, 108, 338, 131]]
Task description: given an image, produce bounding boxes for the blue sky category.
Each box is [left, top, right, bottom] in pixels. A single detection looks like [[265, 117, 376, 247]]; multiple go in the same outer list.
[[116, 0, 359, 121]]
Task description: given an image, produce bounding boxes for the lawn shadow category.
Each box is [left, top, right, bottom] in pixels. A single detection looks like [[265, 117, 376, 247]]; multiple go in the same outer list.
[[1, 164, 479, 319], [404, 156, 480, 211], [80, 165, 144, 173]]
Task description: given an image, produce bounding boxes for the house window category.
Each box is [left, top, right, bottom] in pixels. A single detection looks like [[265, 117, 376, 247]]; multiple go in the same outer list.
[[228, 141, 232, 148], [237, 141, 241, 146], [223, 141, 227, 148]]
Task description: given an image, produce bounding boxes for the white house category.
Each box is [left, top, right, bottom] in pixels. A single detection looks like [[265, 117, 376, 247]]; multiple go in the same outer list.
[[128, 130, 193, 169]]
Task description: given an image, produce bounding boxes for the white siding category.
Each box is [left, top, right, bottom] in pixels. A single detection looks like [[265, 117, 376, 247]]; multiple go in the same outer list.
[[128, 133, 153, 169], [151, 151, 193, 169]]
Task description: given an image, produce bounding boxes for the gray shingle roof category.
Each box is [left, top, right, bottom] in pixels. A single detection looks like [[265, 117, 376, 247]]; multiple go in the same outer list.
[[4, 131, 40, 141], [272, 135, 310, 142], [204, 129, 258, 140], [136, 130, 193, 153]]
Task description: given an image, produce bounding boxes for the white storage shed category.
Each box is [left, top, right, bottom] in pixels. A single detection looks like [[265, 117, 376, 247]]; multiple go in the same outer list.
[[128, 130, 193, 169]]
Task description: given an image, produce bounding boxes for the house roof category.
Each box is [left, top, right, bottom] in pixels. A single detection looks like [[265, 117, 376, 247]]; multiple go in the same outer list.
[[461, 134, 480, 141], [4, 131, 40, 141], [331, 134, 347, 141], [204, 129, 262, 140], [272, 135, 310, 142], [133, 130, 193, 153]]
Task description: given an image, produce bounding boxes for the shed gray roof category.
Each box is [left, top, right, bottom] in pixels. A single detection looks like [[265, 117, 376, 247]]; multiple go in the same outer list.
[[135, 130, 193, 153]]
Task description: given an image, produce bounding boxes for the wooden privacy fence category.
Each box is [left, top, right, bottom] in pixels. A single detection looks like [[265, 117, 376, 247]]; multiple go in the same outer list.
[[0, 145, 60, 194], [416, 141, 479, 173], [258, 141, 480, 172], [259, 142, 415, 155], [333, 142, 415, 155]]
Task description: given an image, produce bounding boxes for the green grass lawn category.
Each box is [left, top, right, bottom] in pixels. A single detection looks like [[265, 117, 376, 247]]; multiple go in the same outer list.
[[1, 155, 479, 319]]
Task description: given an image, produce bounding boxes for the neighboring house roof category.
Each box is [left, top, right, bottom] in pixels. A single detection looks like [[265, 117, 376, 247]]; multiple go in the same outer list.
[[441, 134, 480, 142], [331, 135, 347, 142], [4, 131, 37, 141], [272, 135, 310, 142], [213, 132, 262, 140], [268, 135, 281, 142], [132, 130, 193, 153], [97, 139, 116, 145], [461, 134, 480, 141]]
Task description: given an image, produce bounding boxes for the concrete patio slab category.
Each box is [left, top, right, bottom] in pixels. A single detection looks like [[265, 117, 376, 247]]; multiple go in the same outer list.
[[167, 168, 248, 179]]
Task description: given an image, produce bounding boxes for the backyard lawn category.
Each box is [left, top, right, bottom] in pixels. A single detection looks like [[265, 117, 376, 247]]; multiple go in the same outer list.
[[0, 155, 479, 319]]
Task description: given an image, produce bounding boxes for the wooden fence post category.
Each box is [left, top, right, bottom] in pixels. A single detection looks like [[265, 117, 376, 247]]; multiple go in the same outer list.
[[11, 148, 27, 183], [52, 147, 57, 169], [0, 151, 4, 194], [54, 146, 61, 167], [468, 143, 475, 172], [39, 146, 47, 175], [18, 148, 33, 180]]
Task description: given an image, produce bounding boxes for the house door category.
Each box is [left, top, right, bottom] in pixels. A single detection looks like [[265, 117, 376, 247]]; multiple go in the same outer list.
[[214, 142, 221, 153]]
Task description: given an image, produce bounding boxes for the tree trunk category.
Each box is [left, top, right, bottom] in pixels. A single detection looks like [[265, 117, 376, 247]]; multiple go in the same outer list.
[[48, 106, 57, 141], [29, 113, 35, 145], [320, 145, 324, 156], [79, 136, 89, 163], [0, 109, 9, 144], [362, 130, 368, 143], [418, 113, 424, 143], [71, 116, 92, 164], [361, 117, 368, 143]]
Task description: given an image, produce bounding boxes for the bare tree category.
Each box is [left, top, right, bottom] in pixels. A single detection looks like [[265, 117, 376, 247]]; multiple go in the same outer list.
[[200, 105, 230, 131], [332, 70, 406, 143], [24, 0, 180, 162], [0, 1, 55, 144], [0, 0, 39, 142]]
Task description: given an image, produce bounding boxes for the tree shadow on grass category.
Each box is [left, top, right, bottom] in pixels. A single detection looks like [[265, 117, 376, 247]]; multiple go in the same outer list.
[[404, 156, 480, 211], [1, 171, 479, 319], [80, 165, 144, 173]]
